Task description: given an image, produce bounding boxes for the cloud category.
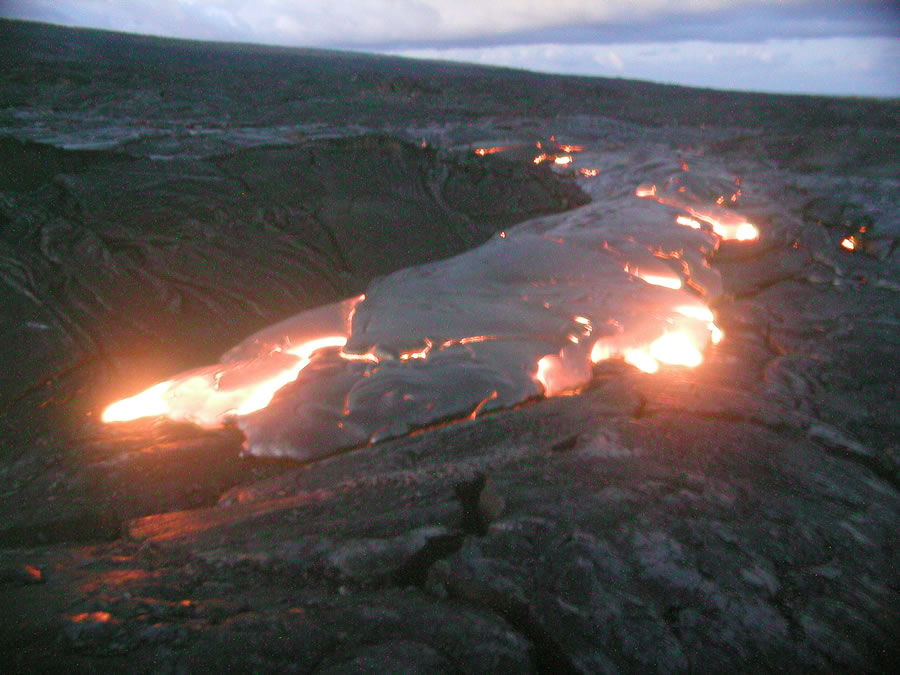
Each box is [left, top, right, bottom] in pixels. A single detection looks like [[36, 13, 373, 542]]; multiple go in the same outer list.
[[2, 0, 897, 48], [388, 37, 900, 97], [2, 0, 897, 96]]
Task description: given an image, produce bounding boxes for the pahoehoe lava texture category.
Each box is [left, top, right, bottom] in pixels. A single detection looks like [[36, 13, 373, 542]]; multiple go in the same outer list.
[[0, 129, 585, 442], [1, 18, 898, 673]]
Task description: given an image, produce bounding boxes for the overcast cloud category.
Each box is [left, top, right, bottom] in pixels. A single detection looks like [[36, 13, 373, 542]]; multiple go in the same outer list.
[[2, 0, 898, 96]]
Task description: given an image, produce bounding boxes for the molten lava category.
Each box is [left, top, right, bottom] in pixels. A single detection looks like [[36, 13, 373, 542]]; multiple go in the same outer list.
[[102, 148, 756, 460], [474, 146, 508, 156]]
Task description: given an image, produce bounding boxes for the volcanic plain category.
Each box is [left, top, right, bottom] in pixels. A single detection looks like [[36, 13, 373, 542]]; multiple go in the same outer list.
[[0, 18, 898, 673]]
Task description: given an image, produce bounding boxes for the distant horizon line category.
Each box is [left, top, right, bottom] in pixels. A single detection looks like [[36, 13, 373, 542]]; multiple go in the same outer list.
[[3, 16, 897, 102]]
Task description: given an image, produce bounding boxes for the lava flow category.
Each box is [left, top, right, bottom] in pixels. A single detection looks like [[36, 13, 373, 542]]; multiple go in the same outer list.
[[636, 180, 760, 242], [102, 156, 760, 460]]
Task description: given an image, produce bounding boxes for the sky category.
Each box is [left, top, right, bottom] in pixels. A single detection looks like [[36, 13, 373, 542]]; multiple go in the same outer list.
[[1, 0, 898, 97]]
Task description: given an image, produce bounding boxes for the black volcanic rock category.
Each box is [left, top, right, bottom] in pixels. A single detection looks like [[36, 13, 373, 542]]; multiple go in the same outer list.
[[0, 18, 898, 673]]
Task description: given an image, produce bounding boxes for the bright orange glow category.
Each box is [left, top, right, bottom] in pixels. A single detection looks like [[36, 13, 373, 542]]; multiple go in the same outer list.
[[734, 223, 760, 241], [102, 156, 766, 441], [474, 146, 507, 156], [534, 354, 588, 395], [841, 236, 856, 250], [673, 304, 714, 322], [400, 339, 432, 360], [238, 336, 348, 415], [71, 612, 113, 623], [624, 349, 659, 373], [636, 183, 761, 242], [535, 355, 556, 392], [624, 264, 682, 290], [101, 381, 173, 423], [675, 215, 702, 230], [558, 144, 583, 153], [102, 336, 348, 426], [650, 332, 703, 367]]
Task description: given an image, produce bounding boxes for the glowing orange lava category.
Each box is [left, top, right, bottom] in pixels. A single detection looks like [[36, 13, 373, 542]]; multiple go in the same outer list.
[[102, 151, 757, 442], [638, 183, 760, 242], [474, 146, 507, 156], [624, 263, 683, 290], [841, 236, 856, 251], [102, 336, 349, 425]]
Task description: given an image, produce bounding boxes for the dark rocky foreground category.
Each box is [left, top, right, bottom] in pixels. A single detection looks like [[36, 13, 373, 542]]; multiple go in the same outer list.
[[1, 19, 898, 672]]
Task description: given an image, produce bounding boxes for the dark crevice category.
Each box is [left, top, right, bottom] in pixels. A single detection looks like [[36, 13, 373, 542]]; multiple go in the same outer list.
[[550, 434, 580, 453], [816, 444, 899, 492], [642, 406, 792, 434], [454, 473, 488, 537], [730, 273, 804, 300], [444, 586, 580, 675], [391, 533, 466, 588], [0, 513, 122, 548]]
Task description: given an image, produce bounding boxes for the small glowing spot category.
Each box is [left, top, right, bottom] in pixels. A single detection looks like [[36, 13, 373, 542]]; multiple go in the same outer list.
[[675, 215, 702, 230], [579, 168, 599, 177], [841, 236, 856, 251], [71, 612, 113, 624], [533, 153, 549, 164], [710, 323, 724, 345], [554, 155, 573, 166], [635, 184, 657, 198], [474, 146, 506, 156], [399, 339, 432, 361]]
